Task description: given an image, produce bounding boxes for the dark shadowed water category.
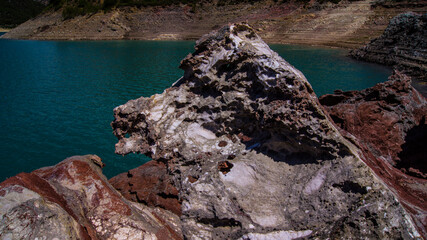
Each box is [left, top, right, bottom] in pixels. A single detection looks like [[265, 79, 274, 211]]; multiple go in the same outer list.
[[0, 38, 391, 180]]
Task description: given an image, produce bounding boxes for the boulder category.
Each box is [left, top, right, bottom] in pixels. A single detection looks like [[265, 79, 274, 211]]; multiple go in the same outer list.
[[111, 23, 421, 239], [0, 155, 182, 240]]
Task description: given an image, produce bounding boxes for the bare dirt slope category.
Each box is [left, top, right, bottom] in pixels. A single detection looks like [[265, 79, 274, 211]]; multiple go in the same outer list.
[[2, 0, 427, 48]]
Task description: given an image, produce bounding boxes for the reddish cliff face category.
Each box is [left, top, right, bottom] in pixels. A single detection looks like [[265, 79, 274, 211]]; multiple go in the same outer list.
[[0, 155, 183, 240], [320, 71, 427, 237]]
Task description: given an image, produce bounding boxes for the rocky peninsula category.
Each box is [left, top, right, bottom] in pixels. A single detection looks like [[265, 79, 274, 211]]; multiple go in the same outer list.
[[0, 24, 426, 239]]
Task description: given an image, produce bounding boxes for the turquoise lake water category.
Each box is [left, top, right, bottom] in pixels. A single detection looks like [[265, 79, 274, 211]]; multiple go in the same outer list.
[[0, 38, 391, 180]]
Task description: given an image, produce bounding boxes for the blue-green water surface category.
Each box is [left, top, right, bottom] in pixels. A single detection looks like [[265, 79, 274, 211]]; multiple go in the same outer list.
[[0, 39, 391, 181]]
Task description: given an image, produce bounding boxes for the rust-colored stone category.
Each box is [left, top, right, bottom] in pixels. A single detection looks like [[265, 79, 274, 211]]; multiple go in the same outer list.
[[218, 161, 234, 175], [218, 140, 228, 147], [109, 160, 182, 216], [237, 133, 252, 142], [187, 175, 198, 183]]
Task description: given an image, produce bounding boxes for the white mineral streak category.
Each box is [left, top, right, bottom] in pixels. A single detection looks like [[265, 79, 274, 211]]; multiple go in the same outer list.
[[166, 117, 184, 134], [303, 164, 329, 195], [240, 230, 313, 240], [253, 215, 279, 228], [186, 123, 217, 143], [0, 187, 40, 219], [123, 138, 137, 152], [147, 94, 170, 122], [219, 161, 256, 188]]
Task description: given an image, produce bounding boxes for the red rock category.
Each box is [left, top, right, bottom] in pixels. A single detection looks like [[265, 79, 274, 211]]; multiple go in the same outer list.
[[0, 155, 183, 240], [218, 140, 228, 147], [218, 161, 234, 174], [109, 160, 182, 216], [320, 71, 427, 237]]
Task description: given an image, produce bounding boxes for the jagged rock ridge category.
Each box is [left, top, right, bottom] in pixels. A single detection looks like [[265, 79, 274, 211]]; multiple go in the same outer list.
[[111, 23, 421, 239]]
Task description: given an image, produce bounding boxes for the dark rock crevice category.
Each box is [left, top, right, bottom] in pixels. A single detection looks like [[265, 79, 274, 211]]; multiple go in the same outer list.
[[397, 118, 427, 178]]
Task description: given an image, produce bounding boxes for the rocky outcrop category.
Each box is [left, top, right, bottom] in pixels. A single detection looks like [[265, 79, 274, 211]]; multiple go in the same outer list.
[[111, 23, 421, 239], [351, 12, 427, 81], [0, 155, 182, 240], [320, 71, 427, 237]]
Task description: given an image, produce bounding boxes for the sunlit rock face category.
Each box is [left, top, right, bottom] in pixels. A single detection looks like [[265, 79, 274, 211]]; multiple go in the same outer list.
[[0, 155, 183, 240], [112, 24, 420, 239], [320, 71, 427, 238]]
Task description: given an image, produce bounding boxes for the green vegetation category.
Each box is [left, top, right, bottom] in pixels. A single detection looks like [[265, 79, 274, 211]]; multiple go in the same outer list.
[[61, 0, 103, 19], [0, 0, 45, 28]]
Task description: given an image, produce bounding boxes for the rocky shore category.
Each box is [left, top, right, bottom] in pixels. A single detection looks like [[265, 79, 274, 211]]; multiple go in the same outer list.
[[350, 12, 427, 95], [0, 24, 426, 239], [2, 0, 427, 48]]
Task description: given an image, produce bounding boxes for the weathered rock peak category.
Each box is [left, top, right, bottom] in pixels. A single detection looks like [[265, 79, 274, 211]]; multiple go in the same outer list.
[[112, 24, 421, 239]]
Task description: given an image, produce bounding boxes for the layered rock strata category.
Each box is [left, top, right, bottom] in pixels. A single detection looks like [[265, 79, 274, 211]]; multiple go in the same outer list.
[[111, 23, 421, 239], [320, 71, 427, 237], [0, 155, 182, 240], [351, 12, 427, 82]]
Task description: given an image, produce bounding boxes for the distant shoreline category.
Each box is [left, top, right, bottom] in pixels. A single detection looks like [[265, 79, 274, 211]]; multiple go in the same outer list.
[[0, 28, 11, 32], [5, 1, 426, 50]]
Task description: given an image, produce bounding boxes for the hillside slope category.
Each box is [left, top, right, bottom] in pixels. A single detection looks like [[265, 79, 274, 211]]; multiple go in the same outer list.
[[0, 0, 46, 29], [2, 0, 427, 48]]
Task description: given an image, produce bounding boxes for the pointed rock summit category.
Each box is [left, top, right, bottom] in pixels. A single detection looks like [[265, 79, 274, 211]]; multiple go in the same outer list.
[[112, 24, 421, 239]]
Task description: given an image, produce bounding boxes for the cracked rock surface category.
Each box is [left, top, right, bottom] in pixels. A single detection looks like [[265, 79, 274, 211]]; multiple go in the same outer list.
[[112, 24, 421, 239]]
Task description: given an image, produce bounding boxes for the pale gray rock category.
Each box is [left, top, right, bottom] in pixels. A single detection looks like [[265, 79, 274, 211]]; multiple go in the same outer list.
[[112, 24, 421, 239]]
